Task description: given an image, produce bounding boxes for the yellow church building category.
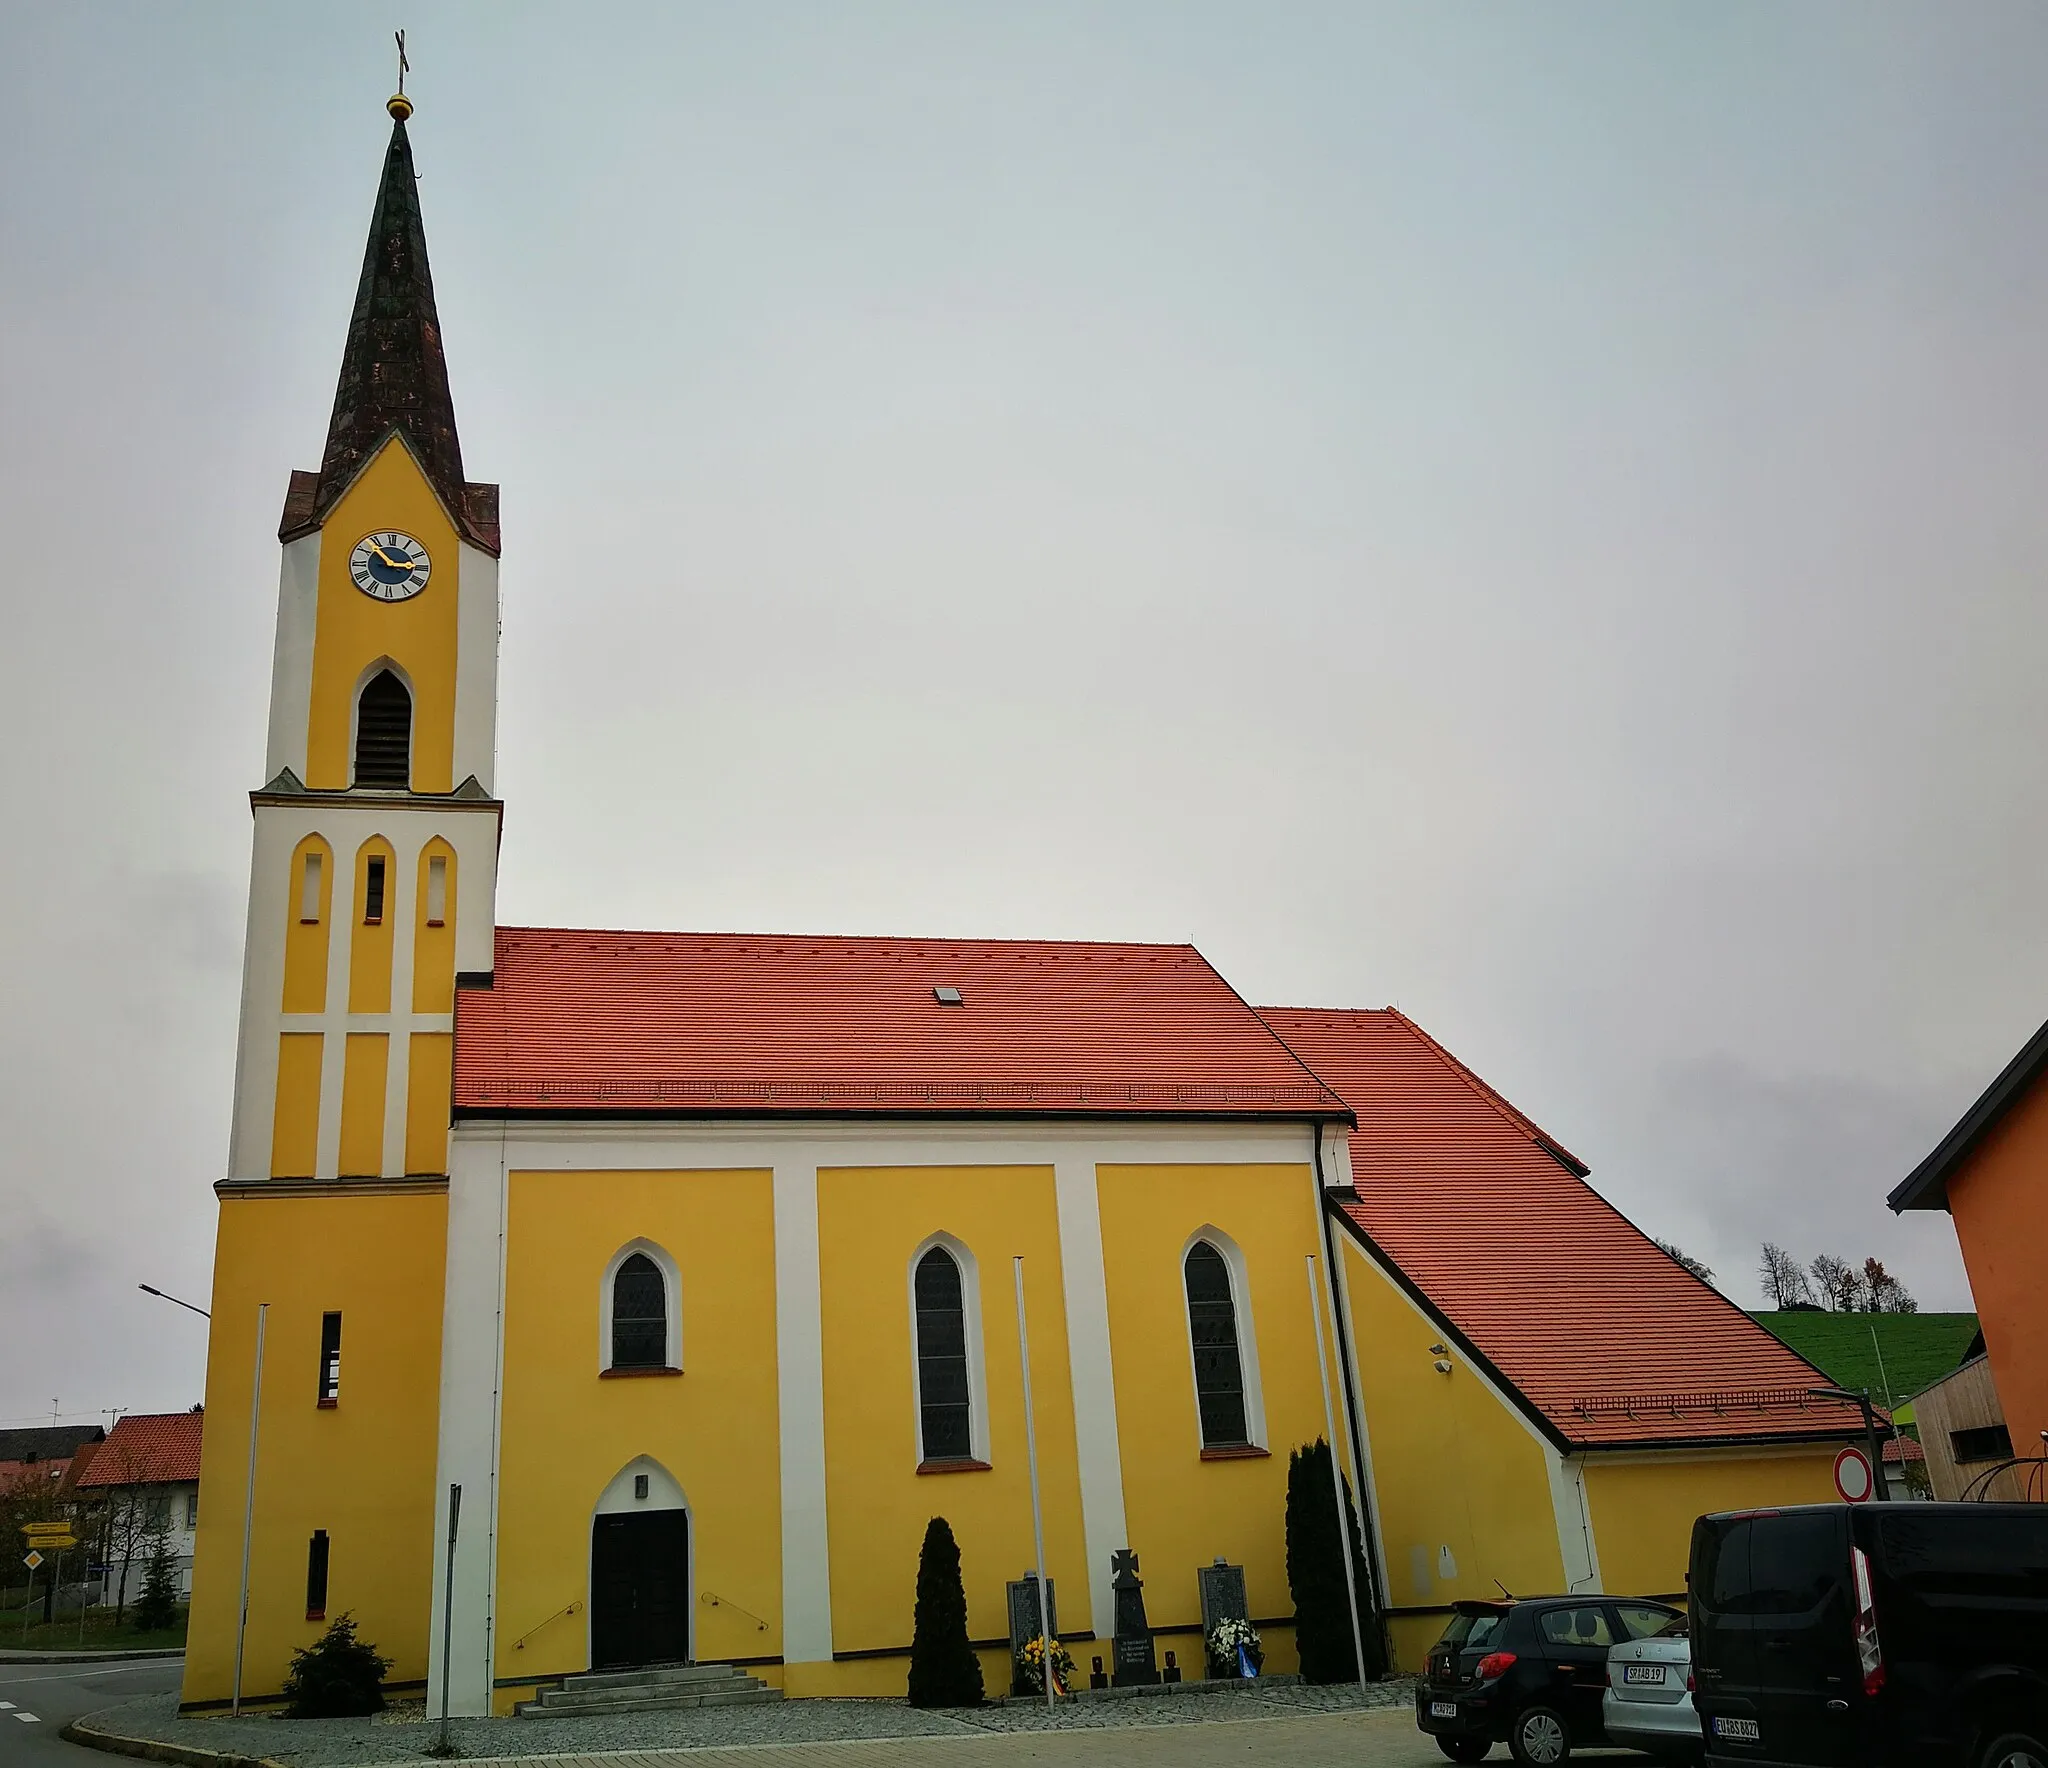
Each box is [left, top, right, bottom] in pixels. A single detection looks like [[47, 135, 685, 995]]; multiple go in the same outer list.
[[185, 96, 1870, 1715]]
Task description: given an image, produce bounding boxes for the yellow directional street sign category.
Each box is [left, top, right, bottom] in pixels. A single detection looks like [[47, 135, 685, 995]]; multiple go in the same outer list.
[[23, 1522, 76, 1545]]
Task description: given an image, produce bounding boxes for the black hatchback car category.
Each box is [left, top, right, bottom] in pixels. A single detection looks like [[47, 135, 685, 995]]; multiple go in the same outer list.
[[1417, 1593, 1684, 1763], [1692, 1503, 2048, 1768]]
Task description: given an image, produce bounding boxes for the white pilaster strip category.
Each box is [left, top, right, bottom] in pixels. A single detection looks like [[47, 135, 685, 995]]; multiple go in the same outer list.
[[1547, 1451, 1603, 1593], [773, 1161, 833, 1663], [1052, 1155, 1126, 1639], [1330, 1239, 1393, 1611], [381, 833, 424, 1176], [429, 1129, 508, 1715], [313, 863, 354, 1180]]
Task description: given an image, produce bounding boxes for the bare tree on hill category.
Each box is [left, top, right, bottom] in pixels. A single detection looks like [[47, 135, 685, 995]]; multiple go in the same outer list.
[[1759, 1242, 1813, 1308], [1655, 1240, 1716, 1286]]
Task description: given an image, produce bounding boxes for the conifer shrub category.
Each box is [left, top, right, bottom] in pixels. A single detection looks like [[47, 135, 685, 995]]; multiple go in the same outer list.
[[130, 1535, 181, 1634], [1285, 1438, 1386, 1682], [906, 1516, 983, 1707], [282, 1613, 392, 1717]]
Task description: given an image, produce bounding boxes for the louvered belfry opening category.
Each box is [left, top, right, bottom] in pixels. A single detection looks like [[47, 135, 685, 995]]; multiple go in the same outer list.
[[354, 670, 412, 788]]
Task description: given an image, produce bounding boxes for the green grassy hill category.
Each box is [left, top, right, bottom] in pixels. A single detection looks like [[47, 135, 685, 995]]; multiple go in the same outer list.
[[1750, 1311, 1979, 1412]]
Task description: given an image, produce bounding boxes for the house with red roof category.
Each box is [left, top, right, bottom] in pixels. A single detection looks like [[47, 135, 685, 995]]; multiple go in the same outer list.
[[77, 1411, 205, 1603], [184, 94, 1865, 1715]]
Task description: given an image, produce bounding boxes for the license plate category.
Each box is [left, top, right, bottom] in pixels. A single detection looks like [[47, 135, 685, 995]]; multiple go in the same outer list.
[[1714, 1716, 1762, 1741], [1623, 1664, 1667, 1685], [1431, 1701, 1458, 1719]]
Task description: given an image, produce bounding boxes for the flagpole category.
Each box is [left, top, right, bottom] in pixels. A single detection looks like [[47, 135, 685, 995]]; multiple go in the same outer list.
[[232, 1302, 268, 1716], [1307, 1256, 1367, 1687], [1013, 1257, 1056, 1710]]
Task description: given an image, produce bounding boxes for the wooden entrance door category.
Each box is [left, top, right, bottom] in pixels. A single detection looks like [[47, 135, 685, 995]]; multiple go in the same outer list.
[[590, 1509, 690, 1668]]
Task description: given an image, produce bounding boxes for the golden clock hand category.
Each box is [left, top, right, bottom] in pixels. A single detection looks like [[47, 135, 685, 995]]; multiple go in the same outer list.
[[367, 544, 408, 568]]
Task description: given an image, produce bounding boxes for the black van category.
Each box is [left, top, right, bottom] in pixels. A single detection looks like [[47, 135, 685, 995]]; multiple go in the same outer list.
[[1690, 1503, 2048, 1768]]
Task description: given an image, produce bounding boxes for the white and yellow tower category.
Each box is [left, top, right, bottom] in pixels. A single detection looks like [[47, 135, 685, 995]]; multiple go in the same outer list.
[[187, 93, 498, 1705]]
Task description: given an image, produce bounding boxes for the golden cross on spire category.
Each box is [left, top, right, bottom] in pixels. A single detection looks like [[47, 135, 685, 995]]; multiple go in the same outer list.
[[388, 29, 414, 120]]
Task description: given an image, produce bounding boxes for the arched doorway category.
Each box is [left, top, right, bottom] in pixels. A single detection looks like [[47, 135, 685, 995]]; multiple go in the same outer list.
[[590, 1458, 691, 1669]]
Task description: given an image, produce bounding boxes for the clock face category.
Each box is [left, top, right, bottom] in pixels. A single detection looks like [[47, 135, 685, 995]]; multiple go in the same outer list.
[[349, 531, 432, 602]]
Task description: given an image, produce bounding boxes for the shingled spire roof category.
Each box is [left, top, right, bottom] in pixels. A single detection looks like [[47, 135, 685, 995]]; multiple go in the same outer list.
[[280, 104, 499, 554]]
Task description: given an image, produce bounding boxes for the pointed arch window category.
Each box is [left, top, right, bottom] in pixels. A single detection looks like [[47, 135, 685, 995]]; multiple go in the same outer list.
[[354, 670, 411, 788], [1184, 1240, 1251, 1449], [913, 1246, 974, 1464], [610, 1255, 668, 1369]]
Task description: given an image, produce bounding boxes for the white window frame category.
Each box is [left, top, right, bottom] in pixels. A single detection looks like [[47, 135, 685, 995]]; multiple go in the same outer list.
[[425, 852, 448, 926], [906, 1232, 991, 1466], [299, 848, 325, 923], [1180, 1224, 1267, 1451], [599, 1239, 682, 1373]]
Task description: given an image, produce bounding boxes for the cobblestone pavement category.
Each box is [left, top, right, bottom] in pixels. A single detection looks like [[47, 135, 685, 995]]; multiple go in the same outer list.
[[76, 1685, 1650, 1768]]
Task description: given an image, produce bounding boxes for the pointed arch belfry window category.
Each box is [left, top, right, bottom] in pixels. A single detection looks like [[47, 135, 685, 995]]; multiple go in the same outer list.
[[1184, 1239, 1251, 1448], [354, 670, 411, 788]]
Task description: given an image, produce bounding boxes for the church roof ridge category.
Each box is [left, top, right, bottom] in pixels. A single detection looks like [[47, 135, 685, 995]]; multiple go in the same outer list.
[[493, 923, 1207, 956]]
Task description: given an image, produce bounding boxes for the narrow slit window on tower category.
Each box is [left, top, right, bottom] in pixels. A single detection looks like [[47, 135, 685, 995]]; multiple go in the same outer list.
[[914, 1247, 973, 1463], [363, 856, 386, 925], [300, 852, 323, 924], [305, 1530, 330, 1621], [353, 670, 412, 789], [426, 855, 447, 926], [317, 1311, 342, 1406]]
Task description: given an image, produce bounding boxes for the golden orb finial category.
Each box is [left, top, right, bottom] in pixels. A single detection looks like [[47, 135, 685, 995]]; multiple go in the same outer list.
[[388, 92, 414, 122]]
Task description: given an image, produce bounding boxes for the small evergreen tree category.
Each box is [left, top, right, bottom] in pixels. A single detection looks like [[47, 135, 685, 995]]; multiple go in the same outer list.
[[130, 1532, 181, 1634], [906, 1516, 983, 1707], [1285, 1438, 1385, 1683], [282, 1613, 391, 1717]]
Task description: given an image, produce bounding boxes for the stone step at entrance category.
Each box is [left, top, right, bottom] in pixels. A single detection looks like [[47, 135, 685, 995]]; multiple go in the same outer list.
[[517, 1661, 781, 1717]]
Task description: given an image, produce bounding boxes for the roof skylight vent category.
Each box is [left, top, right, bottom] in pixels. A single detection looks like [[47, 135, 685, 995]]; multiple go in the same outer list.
[[933, 986, 964, 1006]]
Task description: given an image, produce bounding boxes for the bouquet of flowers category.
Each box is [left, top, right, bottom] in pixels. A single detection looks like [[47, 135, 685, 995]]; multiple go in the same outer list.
[[1206, 1617, 1263, 1678], [1015, 1634, 1075, 1696]]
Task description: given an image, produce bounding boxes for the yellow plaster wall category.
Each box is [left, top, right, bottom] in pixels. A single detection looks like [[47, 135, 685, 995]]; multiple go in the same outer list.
[[1584, 1450, 1842, 1599], [337, 1034, 389, 1178], [411, 840, 456, 1014], [347, 839, 395, 1014], [270, 1034, 323, 1178], [817, 1165, 1090, 1655], [281, 837, 332, 1013], [305, 440, 462, 792], [1095, 1164, 1337, 1644], [404, 1034, 453, 1176], [184, 1190, 448, 1707], [1336, 1235, 1567, 1672], [495, 1170, 782, 1683]]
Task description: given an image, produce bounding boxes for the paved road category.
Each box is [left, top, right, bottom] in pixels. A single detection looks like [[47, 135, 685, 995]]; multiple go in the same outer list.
[[0, 1660, 182, 1768]]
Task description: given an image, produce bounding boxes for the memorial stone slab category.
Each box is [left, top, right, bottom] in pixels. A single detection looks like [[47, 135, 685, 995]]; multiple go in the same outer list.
[[1110, 1548, 1161, 1686], [1006, 1573, 1058, 1693]]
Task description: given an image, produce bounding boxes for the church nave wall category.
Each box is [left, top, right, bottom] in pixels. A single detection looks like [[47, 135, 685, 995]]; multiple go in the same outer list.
[[815, 1164, 1090, 1671], [1096, 1160, 1339, 1677], [493, 1168, 783, 1693]]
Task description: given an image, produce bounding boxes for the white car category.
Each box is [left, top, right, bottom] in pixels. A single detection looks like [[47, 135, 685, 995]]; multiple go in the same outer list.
[[1603, 1611, 1701, 1761]]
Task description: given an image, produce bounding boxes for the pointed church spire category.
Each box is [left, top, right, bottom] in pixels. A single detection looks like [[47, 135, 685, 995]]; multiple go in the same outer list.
[[282, 94, 499, 554]]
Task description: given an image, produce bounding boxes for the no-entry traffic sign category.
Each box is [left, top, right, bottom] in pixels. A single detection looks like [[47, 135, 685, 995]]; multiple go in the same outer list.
[[1833, 1444, 1875, 1504]]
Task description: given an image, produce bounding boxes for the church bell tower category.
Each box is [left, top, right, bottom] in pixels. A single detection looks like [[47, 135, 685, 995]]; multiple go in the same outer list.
[[226, 90, 502, 1184]]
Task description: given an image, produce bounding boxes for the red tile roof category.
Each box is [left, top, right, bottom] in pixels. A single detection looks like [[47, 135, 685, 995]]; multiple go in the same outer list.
[[76, 1412, 203, 1487], [454, 929, 1352, 1119], [1260, 1007, 1866, 1451]]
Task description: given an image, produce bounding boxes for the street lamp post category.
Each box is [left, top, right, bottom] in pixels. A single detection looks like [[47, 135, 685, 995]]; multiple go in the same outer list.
[[138, 1285, 211, 1320], [1811, 1385, 1889, 1501]]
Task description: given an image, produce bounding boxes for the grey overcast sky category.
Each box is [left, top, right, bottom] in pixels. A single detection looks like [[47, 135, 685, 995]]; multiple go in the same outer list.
[[3, 1, 2042, 1426]]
